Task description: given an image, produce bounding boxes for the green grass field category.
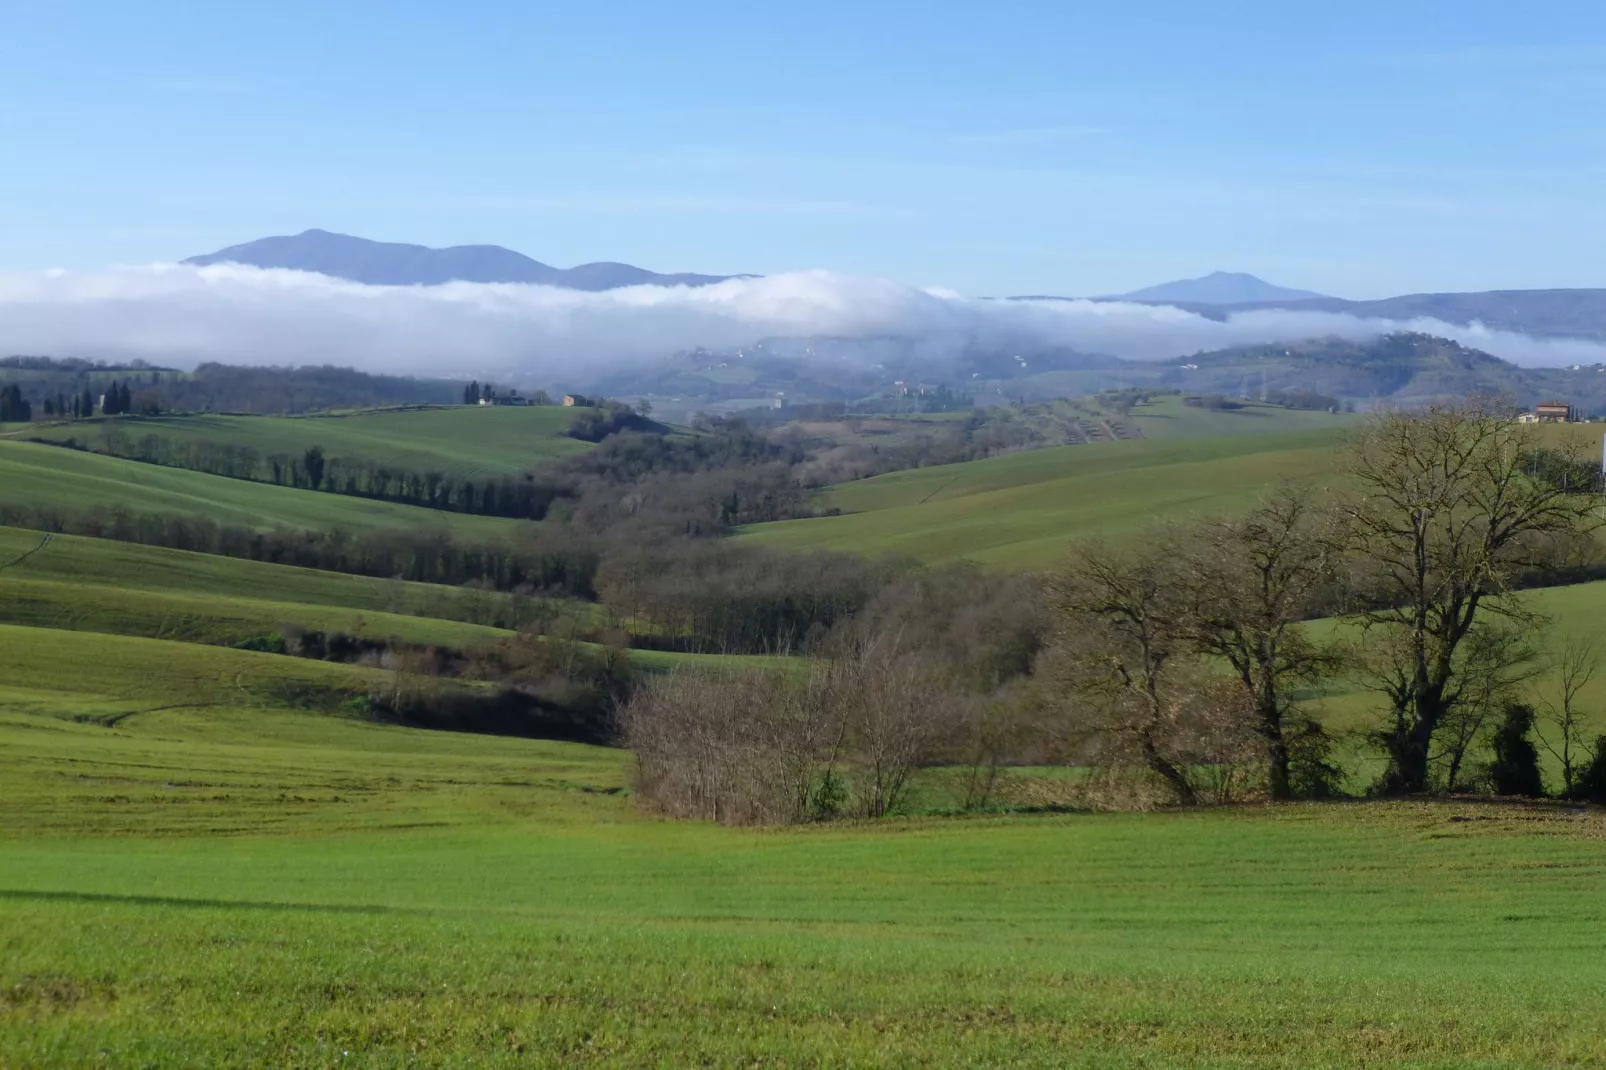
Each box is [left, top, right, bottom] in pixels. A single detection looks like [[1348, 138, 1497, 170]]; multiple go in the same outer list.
[[0, 525, 516, 618], [11, 408, 1606, 1065], [18, 405, 595, 478], [7, 637, 1606, 1066], [0, 527, 773, 674], [741, 429, 1351, 568], [0, 440, 528, 540], [744, 422, 1606, 569], [1128, 394, 1357, 438]]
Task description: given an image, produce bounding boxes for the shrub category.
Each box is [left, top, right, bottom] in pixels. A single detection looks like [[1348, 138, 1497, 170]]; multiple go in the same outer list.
[[1575, 737, 1606, 803], [1487, 702, 1546, 797]]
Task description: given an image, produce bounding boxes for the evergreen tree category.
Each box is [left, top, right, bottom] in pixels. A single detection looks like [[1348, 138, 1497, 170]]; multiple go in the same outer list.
[[303, 445, 326, 490], [481, 382, 494, 402], [1488, 702, 1546, 797], [464, 380, 479, 405], [80, 388, 94, 417]]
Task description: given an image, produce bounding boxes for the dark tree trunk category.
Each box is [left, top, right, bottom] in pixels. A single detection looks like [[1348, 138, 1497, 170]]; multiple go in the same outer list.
[[1384, 704, 1439, 794], [1143, 739, 1196, 804], [1266, 734, 1292, 800]]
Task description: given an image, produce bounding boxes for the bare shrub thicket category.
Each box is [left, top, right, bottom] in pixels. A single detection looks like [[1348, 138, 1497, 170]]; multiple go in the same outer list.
[[622, 629, 977, 825]]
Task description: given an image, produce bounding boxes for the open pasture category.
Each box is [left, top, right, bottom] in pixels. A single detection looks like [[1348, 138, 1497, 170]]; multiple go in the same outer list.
[[0, 440, 528, 540], [741, 429, 1349, 568], [0, 529, 771, 673], [743, 422, 1606, 570], [0, 525, 520, 618], [21, 404, 595, 479], [1127, 394, 1357, 438]]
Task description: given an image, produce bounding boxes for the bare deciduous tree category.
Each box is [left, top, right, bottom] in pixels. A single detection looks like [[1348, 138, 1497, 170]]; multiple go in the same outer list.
[[1539, 634, 1600, 798], [1176, 485, 1343, 799], [1044, 541, 1212, 803], [1342, 400, 1602, 794]]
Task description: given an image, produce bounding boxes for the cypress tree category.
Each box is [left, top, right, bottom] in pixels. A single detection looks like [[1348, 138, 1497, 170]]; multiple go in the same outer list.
[[81, 388, 94, 417]]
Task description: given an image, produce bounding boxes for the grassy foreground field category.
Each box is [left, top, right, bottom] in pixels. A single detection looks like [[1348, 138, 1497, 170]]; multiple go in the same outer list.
[[742, 429, 1350, 568], [7, 662, 1606, 1066], [20, 404, 595, 479], [0, 440, 528, 540]]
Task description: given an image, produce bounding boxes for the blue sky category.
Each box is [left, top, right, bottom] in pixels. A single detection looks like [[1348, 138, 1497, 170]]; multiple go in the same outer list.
[[4, 0, 1606, 298]]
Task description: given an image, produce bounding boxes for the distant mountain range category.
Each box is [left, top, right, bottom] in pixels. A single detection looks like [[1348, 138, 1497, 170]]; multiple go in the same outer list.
[[1160, 288, 1606, 342], [184, 229, 742, 290], [1110, 271, 1328, 305], [183, 234, 1606, 344], [1059, 273, 1606, 342]]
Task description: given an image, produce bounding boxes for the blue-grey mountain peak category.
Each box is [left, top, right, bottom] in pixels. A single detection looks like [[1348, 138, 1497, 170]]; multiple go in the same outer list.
[[183, 229, 743, 290], [1112, 271, 1329, 305]]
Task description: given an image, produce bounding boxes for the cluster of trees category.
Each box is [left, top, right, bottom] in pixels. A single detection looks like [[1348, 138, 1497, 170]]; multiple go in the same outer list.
[[40, 390, 95, 419], [0, 384, 30, 422], [623, 567, 1043, 823], [1265, 387, 1346, 411], [99, 380, 135, 415], [1048, 403, 1605, 801], [566, 402, 659, 442], [625, 401, 1606, 821], [5, 382, 137, 421], [51, 432, 567, 520], [2, 360, 471, 419], [0, 502, 546, 589], [1184, 394, 1243, 410], [460, 381, 553, 406], [136, 363, 458, 414]]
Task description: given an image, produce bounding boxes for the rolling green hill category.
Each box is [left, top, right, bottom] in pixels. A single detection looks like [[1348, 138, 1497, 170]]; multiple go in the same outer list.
[[0, 525, 508, 615], [0, 439, 528, 539], [7, 624, 1606, 1063], [1127, 394, 1355, 438], [19, 404, 595, 479], [0, 527, 770, 673], [741, 428, 1351, 568]]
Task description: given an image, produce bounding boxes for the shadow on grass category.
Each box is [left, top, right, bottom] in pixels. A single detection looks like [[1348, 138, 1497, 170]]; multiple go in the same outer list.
[[0, 887, 435, 916]]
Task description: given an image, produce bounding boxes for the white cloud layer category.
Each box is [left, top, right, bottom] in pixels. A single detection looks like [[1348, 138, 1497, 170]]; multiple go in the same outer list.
[[0, 263, 1600, 378]]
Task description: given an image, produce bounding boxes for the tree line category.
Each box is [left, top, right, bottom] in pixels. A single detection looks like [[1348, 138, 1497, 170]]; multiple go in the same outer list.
[[626, 401, 1606, 821]]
